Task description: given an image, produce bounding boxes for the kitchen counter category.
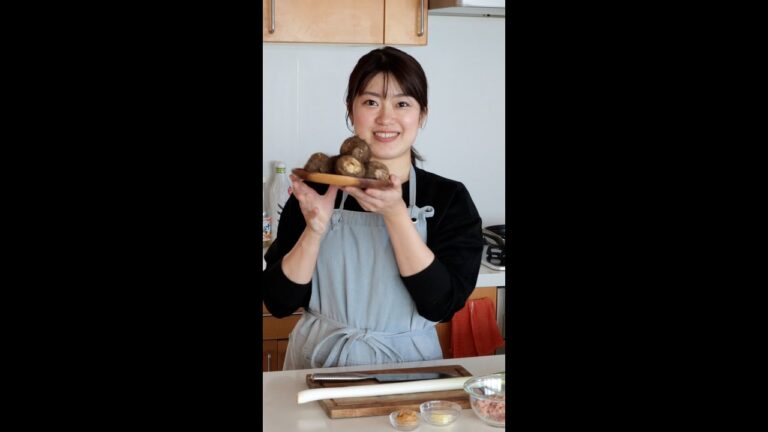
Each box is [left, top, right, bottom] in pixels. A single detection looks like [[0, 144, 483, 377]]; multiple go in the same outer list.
[[477, 262, 505, 287], [264, 246, 506, 288], [263, 355, 505, 432]]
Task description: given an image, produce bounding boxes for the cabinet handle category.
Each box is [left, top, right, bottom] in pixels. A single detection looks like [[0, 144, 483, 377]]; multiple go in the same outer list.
[[267, 352, 272, 371], [269, 0, 276, 33], [417, 0, 424, 36]]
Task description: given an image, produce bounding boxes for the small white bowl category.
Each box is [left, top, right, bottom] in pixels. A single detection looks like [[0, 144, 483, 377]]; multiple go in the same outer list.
[[419, 400, 461, 426]]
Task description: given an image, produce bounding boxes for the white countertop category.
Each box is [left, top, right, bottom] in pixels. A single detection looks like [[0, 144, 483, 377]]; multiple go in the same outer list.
[[477, 262, 505, 287], [263, 246, 505, 288], [263, 355, 505, 432]]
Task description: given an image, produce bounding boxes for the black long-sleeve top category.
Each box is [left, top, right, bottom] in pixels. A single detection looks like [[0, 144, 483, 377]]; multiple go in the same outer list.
[[263, 166, 484, 323]]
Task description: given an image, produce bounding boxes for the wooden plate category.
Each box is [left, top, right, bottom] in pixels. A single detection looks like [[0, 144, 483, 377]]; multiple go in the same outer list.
[[292, 168, 391, 189]]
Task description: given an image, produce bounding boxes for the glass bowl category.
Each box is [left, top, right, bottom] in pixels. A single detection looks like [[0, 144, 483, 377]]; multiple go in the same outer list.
[[389, 409, 420, 431], [419, 400, 461, 426], [463, 373, 506, 427]]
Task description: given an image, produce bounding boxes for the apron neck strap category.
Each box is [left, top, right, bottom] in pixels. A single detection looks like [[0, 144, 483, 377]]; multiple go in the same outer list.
[[407, 165, 416, 208], [337, 165, 416, 210]]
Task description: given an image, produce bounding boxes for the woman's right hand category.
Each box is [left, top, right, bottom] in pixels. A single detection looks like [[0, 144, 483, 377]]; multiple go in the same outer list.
[[290, 174, 339, 236]]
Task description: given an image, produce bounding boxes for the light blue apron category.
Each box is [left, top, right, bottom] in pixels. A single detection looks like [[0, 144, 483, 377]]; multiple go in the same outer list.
[[283, 166, 443, 370]]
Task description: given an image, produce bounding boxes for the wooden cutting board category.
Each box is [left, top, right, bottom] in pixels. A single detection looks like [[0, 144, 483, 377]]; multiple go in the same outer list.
[[304, 364, 473, 419]]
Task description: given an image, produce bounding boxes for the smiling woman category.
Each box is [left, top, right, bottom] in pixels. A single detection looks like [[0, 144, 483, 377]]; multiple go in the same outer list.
[[263, 46, 484, 371], [349, 73, 421, 179], [345, 47, 428, 181]]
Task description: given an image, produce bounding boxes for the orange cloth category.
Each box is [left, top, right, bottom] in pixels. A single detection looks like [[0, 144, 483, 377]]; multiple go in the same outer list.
[[451, 298, 505, 358]]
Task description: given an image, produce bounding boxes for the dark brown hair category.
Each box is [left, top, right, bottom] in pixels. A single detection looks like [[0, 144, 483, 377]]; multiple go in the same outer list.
[[345, 46, 427, 164]]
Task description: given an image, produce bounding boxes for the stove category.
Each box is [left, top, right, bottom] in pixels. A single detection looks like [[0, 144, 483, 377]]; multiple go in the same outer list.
[[480, 225, 506, 355], [481, 225, 505, 271], [481, 245, 505, 270]]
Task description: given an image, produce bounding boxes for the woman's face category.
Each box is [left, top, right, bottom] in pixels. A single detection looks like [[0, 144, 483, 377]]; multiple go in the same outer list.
[[351, 72, 423, 165]]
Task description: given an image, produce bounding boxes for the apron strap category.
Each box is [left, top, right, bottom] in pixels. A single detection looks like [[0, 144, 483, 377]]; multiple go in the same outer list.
[[334, 190, 349, 227], [338, 189, 350, 210], [305, 309, 433, 368], [408, 165, 416, 209], [408, 166, 425, 222]]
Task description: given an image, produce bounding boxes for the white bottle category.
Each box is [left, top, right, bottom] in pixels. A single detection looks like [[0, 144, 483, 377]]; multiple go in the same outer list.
[[268, 161, 293, 241], [263, 176, 272, 248]]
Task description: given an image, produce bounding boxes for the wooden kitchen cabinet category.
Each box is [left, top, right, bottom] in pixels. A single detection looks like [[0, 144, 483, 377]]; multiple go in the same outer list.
[[384, 0, 429, 45], [435, 321, 452, 358], [263, 313, 302, 372], [263, 314, 302, 340], [263, 338, 290, 371], [277, 339, 289, 369], [262, 0, 428, 45], [263, 339, 279, 372]]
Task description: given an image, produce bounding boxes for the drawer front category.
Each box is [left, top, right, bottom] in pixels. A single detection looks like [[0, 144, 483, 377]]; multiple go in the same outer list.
[[263, 314, 302, 340]]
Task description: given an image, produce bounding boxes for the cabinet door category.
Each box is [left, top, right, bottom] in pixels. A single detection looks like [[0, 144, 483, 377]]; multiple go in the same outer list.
[[384, 0, 428, 45], [471, 286, 497, 309], [263, 0, 385, 44], [435, 322, 452, 358], [277, 339, 289, 370], [263, 340, 278, 372], [263, 314, 302, 340]]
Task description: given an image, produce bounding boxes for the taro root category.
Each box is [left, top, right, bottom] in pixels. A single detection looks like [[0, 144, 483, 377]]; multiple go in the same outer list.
[[339, 136, 371, 163], [327, 155, 339, 173], [335, 155, 365, 177], [303, 152, 334, 173], [364, 160, 390, 180]]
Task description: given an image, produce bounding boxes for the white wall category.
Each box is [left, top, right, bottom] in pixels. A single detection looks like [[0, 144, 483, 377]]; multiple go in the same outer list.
[[263, 15, 505, 226]]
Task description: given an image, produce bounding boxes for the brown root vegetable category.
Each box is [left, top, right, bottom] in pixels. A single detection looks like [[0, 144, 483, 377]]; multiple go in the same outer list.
[[326, 155, 339, 173], [364, 160, 390, 180], [303, 152, 333, 173], [335, 155, 365, 177], [339, 136, 371, 163]]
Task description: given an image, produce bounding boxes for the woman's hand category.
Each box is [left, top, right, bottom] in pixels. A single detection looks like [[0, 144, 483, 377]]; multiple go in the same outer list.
[[290, 174, 339, 235], [345, 173, 434, 277], [342, 174, 408, 220]]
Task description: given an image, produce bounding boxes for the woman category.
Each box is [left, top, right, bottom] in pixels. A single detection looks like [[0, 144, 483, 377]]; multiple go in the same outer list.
[[263, 46, 483, 370]]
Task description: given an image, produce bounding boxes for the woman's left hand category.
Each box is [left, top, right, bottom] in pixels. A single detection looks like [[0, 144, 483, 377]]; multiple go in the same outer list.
[[342, 174, 407, 219]]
